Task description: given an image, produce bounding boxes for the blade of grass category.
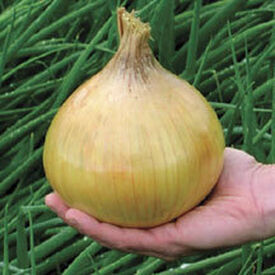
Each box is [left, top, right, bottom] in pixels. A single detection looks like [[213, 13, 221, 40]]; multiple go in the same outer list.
[[28, 211, 36, 275], [0, 146, 43, 195], [0, 51, 80, 99], [0, 7, 15, 86], [136, 0, 160, 20], [21, 205, 51, 214], [243, 36, 256, 154], [15, 43, 84, 58], [53, 16, 112, 108], [201, 58, 272, 101], [11, 227, 78, 266], [253, 120, 272, 145], [5, 0, 64, 63], [256, 241, 263, 275], [3, 204, 9, 275], [2, 48, 73, 84], [227, 21, 251, 152], [0, 178, 42, 207], [224, 84, 243, 146], [14, 0, 35, 42], [2, 95, 55, 137], [208, 258, 242, 275], [26, 0, 104, 46], [0, 138, 35, 182], [29, 227, 78, 263], [262, 267, 275, 275], [191, 39, 212, 86], [0, 181, 23, 212], [250, 43, 274, 80], [242, 260, 258, 275], [184, 0, 201, 78], [0, 79, 62, 100], [152, 247, 242, 274], [0, 107, 35, 118], [16, 210, 29, 268], [36, 238, 94, 275], [173, 0, 247, 72], [150, 0, 175, 70], [0, 1, 49, 48], [200, 20, 275, 71], [1, 217, 64, 248], [136, 258, 165, 275], [135, 257, 156, 273], [98, 254, 139, 275], [63, 242, 102, 275], [0, 0, 47, 30], [238, 246, 256, 275], [157, 240, 272, 275], [43, 226, 68, 236], [219, 76, 273, 130], [0, 109, 56, 155], [94, 250, 125, 267], [211, 69, 223, 102], [0, 262, 26, 274]]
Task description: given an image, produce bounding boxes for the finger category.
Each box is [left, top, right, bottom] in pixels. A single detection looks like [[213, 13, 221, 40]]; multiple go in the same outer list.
[[65, 208, 161, 253], [224, 148, 256, 164], [45, 196, 183, 258], [210, 148, 259, 196], [45, 192, 69, 220], [174, 200, 259, 250], [222, 148, 257, 178]]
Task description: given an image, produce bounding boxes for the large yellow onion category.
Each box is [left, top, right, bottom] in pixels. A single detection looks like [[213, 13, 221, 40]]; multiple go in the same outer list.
[[43, 8, 225, 228]]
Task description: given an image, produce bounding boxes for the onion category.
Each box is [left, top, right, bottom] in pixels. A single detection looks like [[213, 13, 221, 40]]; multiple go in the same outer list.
[[43, 8, 225, 228]]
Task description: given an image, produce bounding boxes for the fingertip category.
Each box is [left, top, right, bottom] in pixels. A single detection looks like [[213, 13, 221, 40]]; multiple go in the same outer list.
[[44, 192, 70, 220], [45, 193, 56, 209]]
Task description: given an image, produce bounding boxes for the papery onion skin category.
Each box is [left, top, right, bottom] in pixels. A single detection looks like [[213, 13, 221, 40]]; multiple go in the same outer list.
[[43, 8, 225, 228]]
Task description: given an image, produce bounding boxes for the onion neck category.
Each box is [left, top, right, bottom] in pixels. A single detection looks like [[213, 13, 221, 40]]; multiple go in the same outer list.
[[105, 8, 159, 79]]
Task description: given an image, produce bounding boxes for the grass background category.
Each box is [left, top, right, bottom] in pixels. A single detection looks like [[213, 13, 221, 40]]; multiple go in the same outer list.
[[0, 0, 274, 274]]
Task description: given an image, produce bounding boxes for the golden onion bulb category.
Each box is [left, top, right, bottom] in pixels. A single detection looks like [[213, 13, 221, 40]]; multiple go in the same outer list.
[[43, 8, 225, 228]]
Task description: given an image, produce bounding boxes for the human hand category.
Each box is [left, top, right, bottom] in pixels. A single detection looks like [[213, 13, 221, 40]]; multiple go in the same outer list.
[[45, 148, 273, 261]]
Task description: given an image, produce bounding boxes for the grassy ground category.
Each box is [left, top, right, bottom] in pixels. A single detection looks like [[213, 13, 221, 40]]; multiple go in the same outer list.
[[0, 0, 274, 274]]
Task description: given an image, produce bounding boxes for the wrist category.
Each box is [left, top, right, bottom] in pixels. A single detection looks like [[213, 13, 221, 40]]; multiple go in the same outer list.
[[254, 164, 275, 239]]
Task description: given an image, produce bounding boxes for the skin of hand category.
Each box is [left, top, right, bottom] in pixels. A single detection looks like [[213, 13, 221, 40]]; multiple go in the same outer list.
[[45, 148, 275, 261]]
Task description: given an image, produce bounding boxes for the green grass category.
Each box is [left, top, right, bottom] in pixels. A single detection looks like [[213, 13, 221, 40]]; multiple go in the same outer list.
[[0, 0, 274, 274]]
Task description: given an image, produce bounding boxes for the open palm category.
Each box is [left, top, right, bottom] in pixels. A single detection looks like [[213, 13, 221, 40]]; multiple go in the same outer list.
[[45, 148, 267, 261]]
